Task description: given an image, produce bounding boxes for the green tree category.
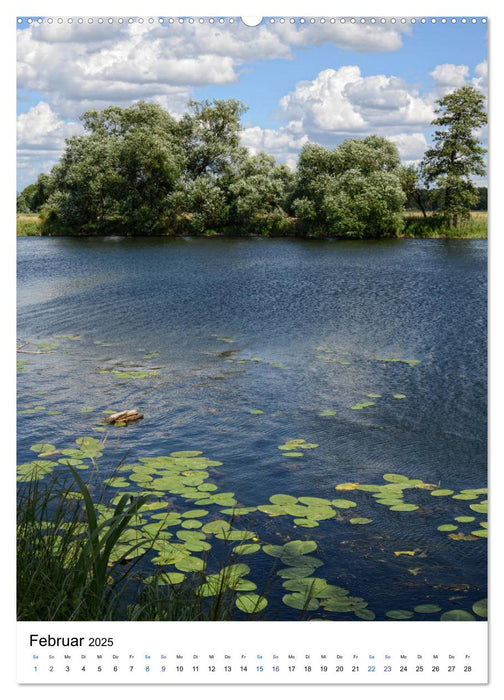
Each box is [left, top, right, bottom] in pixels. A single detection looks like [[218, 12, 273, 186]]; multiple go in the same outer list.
[[291, 136, 405, 238], [177, 99, 248, 181], [400, 165, 427, 217], [41, 102, 184, 234], [17, 174, 52, 213], [228, 152, 294, 235], [421, 86, 487, 227]]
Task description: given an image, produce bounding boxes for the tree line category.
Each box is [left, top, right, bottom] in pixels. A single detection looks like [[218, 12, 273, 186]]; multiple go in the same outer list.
[[17, 86, 487, 238]]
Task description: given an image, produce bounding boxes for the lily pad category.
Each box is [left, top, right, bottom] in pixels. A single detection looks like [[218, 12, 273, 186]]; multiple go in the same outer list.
[[201, 520, 231, 534], [470, 529, 487, 538], [469, 502, 487, 514], [282, 452, 304, 458], [282, 578, 334, 597], [385, 609, 414, 619], [332, 499, 357, 509], [472, 599, 487, 618], [282, 540, 317, 556], [276, 567, 316, 579], [180, 519, 203, 530], [232, 543, 261, 555], [318, 410, 336, 417], [231, 579, 257, 592], [236, 594, 268, 613], [354, 609, 376, 620], [431, 489, 455, 497], [215, 529, 256, 541], [454, 516, 476, 523], [351, 402, 375, 410], [298, 496, 331, 507], [382, 473, 411, 483], [440, 610, 475, 621], [437, 524, 458, 532], [414, 604, 442, 613], [270, 494, 298, 505], [149, 572, 185, 585], [30, 443, 57, 455], [262, 544, 285, 558], [293, 519, 319, 528], [282, 592, 319, 611], [249, 410, 264, 415], [182, 509, 209, 518], [322, 597, 368, 612], [389, 503, 419, 512], [350, 517, 373, 525], [220, 507, 257, 515], [174, 556, 205, 572]]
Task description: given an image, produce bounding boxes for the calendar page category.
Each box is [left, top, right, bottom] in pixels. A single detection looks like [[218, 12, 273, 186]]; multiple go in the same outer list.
[[14, 1, 489, 688]]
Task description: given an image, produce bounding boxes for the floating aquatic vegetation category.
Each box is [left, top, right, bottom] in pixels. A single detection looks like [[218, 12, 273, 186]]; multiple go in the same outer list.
[[471, 529, 487, 538], [233, 543, 261, 555], [440, 610, 475, 621], [351, 401, 375, 410], [350, 517, 372, 525], [393, 394, 406, 399], [375, 358, 421, 367], [99, 368, 158, 379], [294, 518, 319, 528], [414, 604, 442, 613], [332, 499, 357, 509], [236, 593, 268, 614], [17, 459, 58, 482], [282, 592, 319, 611], [249, 409, 264, 415], [437, 524, 458, 532], [385, 609, 414, 619], [472, 599, 487, 618], [431, 489, 455, 496], [469, 501, 487, 514], [278, 439, 319, 451], [366, 393, 382, 398], [318, 410, 336, 417]]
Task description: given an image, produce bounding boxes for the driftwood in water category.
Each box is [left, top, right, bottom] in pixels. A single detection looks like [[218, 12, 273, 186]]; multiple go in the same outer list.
[[104, 410, 144, 425]]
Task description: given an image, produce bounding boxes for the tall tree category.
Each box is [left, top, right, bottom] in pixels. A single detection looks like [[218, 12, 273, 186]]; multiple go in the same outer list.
[[291, 137, 405, 238], [421, 86, 487, 227], [41, 102, 184, 234]]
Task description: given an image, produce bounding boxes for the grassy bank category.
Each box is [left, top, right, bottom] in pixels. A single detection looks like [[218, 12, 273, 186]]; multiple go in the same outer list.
[[402, 211, 487, 239], [17, 214, 42, 236], [16, 211, 488, 239]]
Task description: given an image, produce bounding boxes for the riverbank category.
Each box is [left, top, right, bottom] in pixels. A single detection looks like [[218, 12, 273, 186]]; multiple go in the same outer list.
[[17, 211, 488, 239]]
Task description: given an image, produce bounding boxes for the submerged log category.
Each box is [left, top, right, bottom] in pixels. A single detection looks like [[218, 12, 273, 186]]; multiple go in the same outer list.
[[104, 409, 144, 425]]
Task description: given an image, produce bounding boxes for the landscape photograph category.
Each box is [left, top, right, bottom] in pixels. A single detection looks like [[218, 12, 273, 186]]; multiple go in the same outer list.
[[16, 16, 487, 623]]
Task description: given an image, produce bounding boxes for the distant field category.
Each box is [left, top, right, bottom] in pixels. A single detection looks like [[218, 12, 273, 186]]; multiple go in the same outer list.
[[402, 211, 487, 239], [17, 214, 41, 236]]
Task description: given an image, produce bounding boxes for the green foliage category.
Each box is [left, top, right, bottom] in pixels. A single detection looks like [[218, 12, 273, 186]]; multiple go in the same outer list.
[[228, 152, 294, 235], [40, 102, 184, 235], [291, 136, 405, 237], [421, 86, 487, 227]]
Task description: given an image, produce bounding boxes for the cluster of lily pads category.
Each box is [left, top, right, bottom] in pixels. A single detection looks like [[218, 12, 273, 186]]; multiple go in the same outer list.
[[277, 438, 319, 459], [16, 437, 101, 481], [17, 433, 487, 621]]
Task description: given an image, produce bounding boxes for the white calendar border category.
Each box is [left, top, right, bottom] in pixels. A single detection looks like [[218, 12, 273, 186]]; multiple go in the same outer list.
[[4, 0, 501, 697]]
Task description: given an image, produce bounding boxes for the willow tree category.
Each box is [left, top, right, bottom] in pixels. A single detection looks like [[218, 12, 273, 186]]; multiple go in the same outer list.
[[421, 86, 487, 228], [291, 136, 405, 238]]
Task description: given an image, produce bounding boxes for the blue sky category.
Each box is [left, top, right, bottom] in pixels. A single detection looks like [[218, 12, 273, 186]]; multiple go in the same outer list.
[[16, 16, 488, 190]]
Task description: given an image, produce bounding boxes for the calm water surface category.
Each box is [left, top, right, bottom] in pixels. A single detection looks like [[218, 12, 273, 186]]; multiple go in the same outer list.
[[17, 237, 487, 620]]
